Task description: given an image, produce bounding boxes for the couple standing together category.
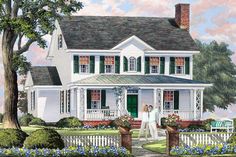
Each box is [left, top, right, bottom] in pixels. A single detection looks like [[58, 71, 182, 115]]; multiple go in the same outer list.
[[138, 104, 159, 140]]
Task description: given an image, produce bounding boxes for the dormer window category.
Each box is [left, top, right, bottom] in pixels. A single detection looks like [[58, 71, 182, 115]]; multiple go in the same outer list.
[[105, 56, 115, 73], [175, 57, 185, 74], [129, 57, 136, 71], [58, 34, 63, 49], [150, 57, 160, 74], [79, 56, 90, 73]]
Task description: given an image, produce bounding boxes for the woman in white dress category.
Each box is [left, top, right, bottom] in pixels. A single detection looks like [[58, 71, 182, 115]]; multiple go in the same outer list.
[[148, 105, 159, 140], [138, 104, 149, 140]]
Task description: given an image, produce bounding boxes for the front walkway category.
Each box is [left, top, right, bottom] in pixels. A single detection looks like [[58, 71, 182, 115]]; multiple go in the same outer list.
[[132, 129, 169, 157]]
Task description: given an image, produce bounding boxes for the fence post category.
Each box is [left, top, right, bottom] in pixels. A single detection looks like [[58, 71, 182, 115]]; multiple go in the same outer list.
[[120, 131, 132, 153], [166, 126, 179, 156]]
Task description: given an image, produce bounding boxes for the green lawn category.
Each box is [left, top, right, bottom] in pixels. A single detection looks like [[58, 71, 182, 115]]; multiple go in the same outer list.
[[0, 124, 139, 137], [142, 139, 166, 154]]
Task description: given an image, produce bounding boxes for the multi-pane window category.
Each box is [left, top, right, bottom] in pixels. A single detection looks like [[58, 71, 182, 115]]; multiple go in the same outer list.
[[60, 91, 64, 113], [31, 91, 35, 110], [79, 56, 90, 73], [66, 90, 71, 113], [105, 56, 115, 73], [91, 90, 101, 109], [150, 57, 160, 74], [58, 34, 63, 49], [164, 91, 174, 110], [129, 57, 136, 71], [175, 57, 185, 74]]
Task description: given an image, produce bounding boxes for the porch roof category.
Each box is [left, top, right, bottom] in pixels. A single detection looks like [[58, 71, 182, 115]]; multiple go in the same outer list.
[[72, 75, 209, 86]]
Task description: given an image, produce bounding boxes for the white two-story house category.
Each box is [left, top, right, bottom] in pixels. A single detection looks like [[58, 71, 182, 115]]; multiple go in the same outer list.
[[25, 3, 211, 123]]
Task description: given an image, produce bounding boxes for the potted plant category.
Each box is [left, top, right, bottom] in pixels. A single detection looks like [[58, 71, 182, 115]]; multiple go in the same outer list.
[[164, 114, 180, 131], [114, 115, 134, 134]]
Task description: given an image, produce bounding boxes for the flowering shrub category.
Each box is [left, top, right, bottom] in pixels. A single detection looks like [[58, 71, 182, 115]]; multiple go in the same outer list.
[[178, 128, 205, 132], [0, 146, 131, 157], [80, 125, 116, 130], [113, 115, 134, 129], [163, 114, 180, 127], [170, 144, 236, 156]]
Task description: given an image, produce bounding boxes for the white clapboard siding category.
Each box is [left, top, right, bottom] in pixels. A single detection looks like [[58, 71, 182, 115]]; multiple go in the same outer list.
[[179, 132, 235, 147], [62, 135, 121, 147]]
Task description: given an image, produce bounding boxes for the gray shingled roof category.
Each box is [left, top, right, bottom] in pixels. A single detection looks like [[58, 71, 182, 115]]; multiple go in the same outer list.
[[30, 66, 62, 86], [59, 16, 199, 51], [75, 75, 206, 85]]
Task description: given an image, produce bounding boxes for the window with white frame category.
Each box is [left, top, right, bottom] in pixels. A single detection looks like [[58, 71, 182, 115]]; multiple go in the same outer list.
[[66, 90, 71, 113], [60, 91, 64, 113], [91, 90, 101, 109], [31, 91, 36, 111], [58, 34, 63, 49], [129, 57, 136, 71], [175, 57, 185, 74], [79, 56, 89, 73], [105, 56, 115, 73], [164, 91, 174, 110], [150, 57, 160, 74]]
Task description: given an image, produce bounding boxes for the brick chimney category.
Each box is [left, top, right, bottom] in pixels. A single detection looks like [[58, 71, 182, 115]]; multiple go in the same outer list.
[[175, 3, 190, 31]]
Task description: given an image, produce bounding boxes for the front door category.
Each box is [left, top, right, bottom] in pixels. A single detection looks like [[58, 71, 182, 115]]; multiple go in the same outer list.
[[127, 95, 138, 118]]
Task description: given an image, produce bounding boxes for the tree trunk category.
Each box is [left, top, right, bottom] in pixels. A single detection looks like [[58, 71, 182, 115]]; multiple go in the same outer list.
[[2, 29, 20, 129]]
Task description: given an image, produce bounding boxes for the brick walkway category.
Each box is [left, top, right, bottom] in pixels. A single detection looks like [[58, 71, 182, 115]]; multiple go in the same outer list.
[[132, 129, 169, 157]]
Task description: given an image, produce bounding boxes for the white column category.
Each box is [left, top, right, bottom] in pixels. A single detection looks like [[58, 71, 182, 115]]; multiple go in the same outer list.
[[124, 89, 128, 115], [138, 89, 142, 119], [76, 88, 81, 119], [71, 89, 74, 116], [200, 90, 204, 119], [160, 89, 164, 114], [118, 95, 121, 117], [193, 89, 197, 120], [84, 88, 87, 120], [153, 88, 157, 107]]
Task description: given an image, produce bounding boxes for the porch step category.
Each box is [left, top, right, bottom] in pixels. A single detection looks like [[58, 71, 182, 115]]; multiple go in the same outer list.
[[131, 120, 142, 129]]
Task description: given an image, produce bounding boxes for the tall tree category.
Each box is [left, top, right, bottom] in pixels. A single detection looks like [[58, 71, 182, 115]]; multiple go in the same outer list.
[[0, 1, 83, 128], [193, 40, 236, 112]]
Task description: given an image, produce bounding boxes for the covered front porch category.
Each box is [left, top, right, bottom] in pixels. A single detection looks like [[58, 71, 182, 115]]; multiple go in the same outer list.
[[68, 75, 211, 122]]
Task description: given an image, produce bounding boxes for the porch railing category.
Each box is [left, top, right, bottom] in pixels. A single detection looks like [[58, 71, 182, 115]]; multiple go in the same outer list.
[[86, 109, 118, 120], [163, 110, 194, 120]]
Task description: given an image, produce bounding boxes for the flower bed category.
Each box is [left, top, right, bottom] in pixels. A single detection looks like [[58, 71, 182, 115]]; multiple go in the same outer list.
[[0, 146, 131, 157], [178, 128, 206, 132], [170, 144, 236, 156]]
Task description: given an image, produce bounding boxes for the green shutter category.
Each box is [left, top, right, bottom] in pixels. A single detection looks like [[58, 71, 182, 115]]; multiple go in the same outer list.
[[170, 57, 175, 74], [101, 90, 106, 108], [174, 91, 179, 110], [115, 56, 120, 74], [160, 57, 165, 74], [90, 56, 95, 73], [100, 56, 105, 73], [145, 57, 150, 74], [185, 57, 190, 74], [73, 56, 79, 73], [123, 56, 128, 72], [137, 56, 141, 72], [87, 90, 91, 109]]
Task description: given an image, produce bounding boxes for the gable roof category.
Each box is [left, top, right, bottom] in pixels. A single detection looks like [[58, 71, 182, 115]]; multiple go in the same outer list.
[[59, 16, 199, 51], [30, 66, 62, 86], [74, 74, 207, 85]]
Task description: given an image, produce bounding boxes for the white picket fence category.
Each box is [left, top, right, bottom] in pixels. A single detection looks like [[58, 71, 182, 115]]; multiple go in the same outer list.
[[179, 132, 235, 147], [62, 135, 121, 147]]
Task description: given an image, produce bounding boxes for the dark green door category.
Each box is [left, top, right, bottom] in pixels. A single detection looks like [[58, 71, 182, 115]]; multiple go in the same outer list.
[[127, 95, 138, 118]]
